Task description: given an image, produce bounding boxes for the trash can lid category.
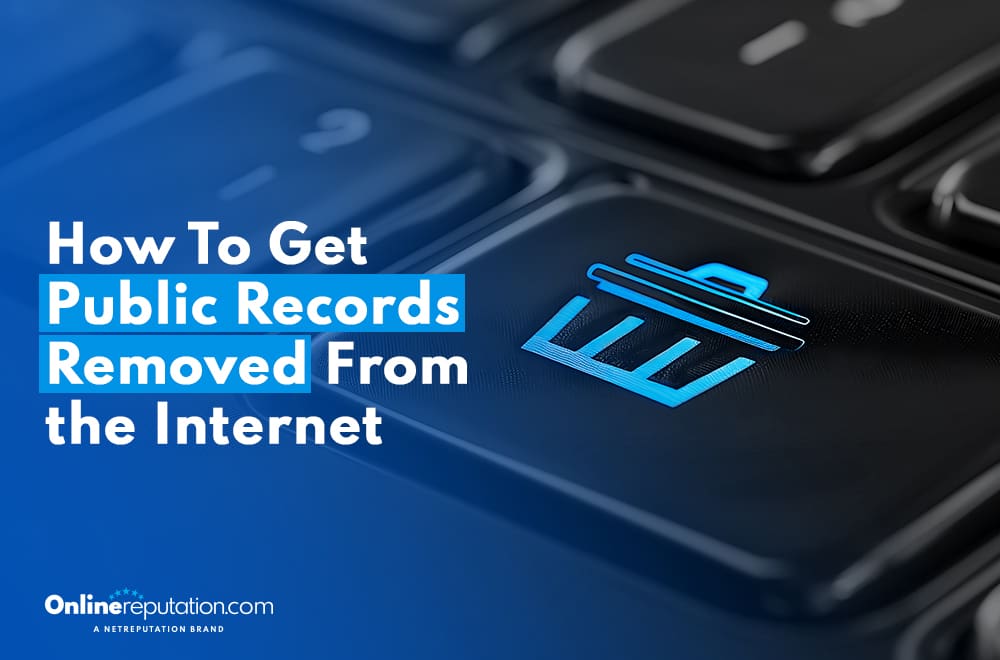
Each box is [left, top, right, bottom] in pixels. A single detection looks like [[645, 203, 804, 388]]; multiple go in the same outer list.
[[587, 254, 808, 352]]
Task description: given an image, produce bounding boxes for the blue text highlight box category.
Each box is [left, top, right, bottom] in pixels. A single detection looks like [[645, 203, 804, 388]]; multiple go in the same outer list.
[[40, 334, 311, 393], [39, 274, 465, 333]]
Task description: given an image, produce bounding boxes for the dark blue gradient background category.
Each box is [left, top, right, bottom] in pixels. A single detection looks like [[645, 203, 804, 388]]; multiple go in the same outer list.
[[0, 7, 710, 658], [5, 288, 712, 658]]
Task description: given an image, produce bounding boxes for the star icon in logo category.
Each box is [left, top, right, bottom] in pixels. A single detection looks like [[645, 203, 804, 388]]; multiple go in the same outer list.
[[108, 586, 145, 601]]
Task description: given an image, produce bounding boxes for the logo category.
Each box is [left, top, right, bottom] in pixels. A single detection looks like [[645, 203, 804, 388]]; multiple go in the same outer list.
[[44, 586, 274, 635], [522, 254, 808, 407]]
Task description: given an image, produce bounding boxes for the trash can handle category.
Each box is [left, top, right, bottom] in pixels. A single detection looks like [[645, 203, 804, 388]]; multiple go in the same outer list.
[[686, 263, 769, 300]]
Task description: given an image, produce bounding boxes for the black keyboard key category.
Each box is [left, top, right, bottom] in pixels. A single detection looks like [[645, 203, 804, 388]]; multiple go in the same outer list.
[[314, 187, 1000, 616], [0, 49, 515, 271], [293, 0, 504, 45], [976, 585, 1000, 660], [555, 0, 1000, 177], [932, 141, 1000, 251], [0, 0, 172, 159], [290, 0, 581, 56]]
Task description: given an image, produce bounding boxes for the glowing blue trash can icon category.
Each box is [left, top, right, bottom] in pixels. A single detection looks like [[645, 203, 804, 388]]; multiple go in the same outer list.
[[521, 254, 809, 408]]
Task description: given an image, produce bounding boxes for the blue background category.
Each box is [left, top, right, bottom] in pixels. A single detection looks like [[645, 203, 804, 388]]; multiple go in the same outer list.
[[39, 273, 465, 333], [6, 287, 708, 659], [40, 334, 311, 393]]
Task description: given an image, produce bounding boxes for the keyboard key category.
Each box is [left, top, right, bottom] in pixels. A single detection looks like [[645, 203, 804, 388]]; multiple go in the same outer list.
[[555, 0, 1000, 176], [896, 564, 1000, 660], [290, 0, 581, 56], [976, 585, 1000, 660], [0, 49, 515, 272], [292, 0, 504, 45], [0, 0, 156, 105], [315, 188, 1000, 616], [931, 141, 1000, 252], [0, 0, 172, 159]]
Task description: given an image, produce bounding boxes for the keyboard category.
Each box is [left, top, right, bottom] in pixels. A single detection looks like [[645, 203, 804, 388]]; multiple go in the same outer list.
[[8, 1, 1000, 657]]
